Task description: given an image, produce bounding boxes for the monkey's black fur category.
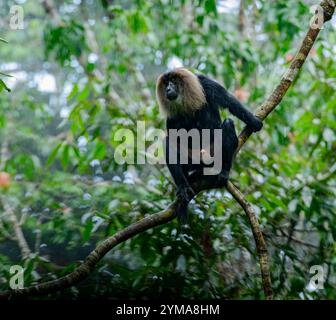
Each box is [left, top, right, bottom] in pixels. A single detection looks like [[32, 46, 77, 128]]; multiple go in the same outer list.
[[157, 69, 263, 221]]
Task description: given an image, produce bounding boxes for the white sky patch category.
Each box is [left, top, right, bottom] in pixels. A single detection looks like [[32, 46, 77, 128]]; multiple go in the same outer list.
[[70, 58, 80, 68], [217, 0, 239, 13], [88, 53, 98, 63], [78, 136, 87, 147], [34, 73, 57, 93], [63, 3, 77, 13], [5, 71, 27, 89], [59, 82, 74, 114], [63, 82, 73, 96], [1, 62, 20, 71], [331, 12, 336, 28], [167, 56, 183, 69], [60, 107, 70, 118], [90, 159, 100, 167]]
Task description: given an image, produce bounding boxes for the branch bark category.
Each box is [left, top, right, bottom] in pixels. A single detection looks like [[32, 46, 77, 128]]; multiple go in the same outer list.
[[1, 0, 335, 300], [5, 204, 32, 260]]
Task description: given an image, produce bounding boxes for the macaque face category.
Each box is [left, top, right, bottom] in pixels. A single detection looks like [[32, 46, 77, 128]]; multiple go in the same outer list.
[[164, 74, 179, 101]]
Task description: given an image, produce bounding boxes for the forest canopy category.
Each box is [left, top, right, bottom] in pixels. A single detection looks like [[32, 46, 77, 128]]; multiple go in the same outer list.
[[0, 0, 335, 300]]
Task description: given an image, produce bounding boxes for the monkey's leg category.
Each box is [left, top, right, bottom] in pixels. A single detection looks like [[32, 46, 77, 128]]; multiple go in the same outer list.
[[164, 137, 195, 221], [166, 163, 193, 222], [164, 136, 192, 194], [217, 118, 238, 186]]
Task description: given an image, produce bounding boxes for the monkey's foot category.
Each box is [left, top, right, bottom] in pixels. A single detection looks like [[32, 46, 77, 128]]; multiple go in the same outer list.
[[216, 170, 229, 187]]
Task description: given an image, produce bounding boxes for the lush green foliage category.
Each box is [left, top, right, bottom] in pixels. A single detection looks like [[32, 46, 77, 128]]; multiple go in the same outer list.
[[0, 0, 335, 299]]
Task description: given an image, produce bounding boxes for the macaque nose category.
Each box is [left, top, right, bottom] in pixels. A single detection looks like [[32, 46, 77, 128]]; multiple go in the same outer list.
[[166, 88, 178, 100], [167, 91, 177, 100]]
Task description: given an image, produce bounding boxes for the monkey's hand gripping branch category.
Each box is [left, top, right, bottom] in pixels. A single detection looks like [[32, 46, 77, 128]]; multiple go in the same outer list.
[[1, 0, 335, 301]]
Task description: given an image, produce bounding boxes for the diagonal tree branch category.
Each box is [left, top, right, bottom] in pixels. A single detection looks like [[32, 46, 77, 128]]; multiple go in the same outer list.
[[226, 182, 272, 299], [1, 0, 335, 300], [236, 0, 335, 154], [226, 0, 335, 299]]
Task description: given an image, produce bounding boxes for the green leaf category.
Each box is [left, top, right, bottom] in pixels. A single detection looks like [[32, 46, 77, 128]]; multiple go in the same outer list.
[[127, 11, 148, 34], [93, 141, 106, 160], [0, 37, 8, 43], [0, 114, 6, 128], [77, 84, 90, 101], [0, 79, 10, 92], [67, 83, 78, 101], [204, 0, 217, 14], [108, 5, 123, 14], [46, 143, 63, 167], [82, 218, 93, 242], [86, 62, 95, 73], [72, 145, 81, 159], [61, 144, 70, 170]]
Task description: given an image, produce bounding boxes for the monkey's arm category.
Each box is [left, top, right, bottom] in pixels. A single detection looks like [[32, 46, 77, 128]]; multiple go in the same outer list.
[[198, 75, 263, 132], [222, 91, 263, 132]]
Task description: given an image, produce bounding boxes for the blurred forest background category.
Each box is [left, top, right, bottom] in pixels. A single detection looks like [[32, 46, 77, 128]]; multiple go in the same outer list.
[[0, 0, 335, 300]]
